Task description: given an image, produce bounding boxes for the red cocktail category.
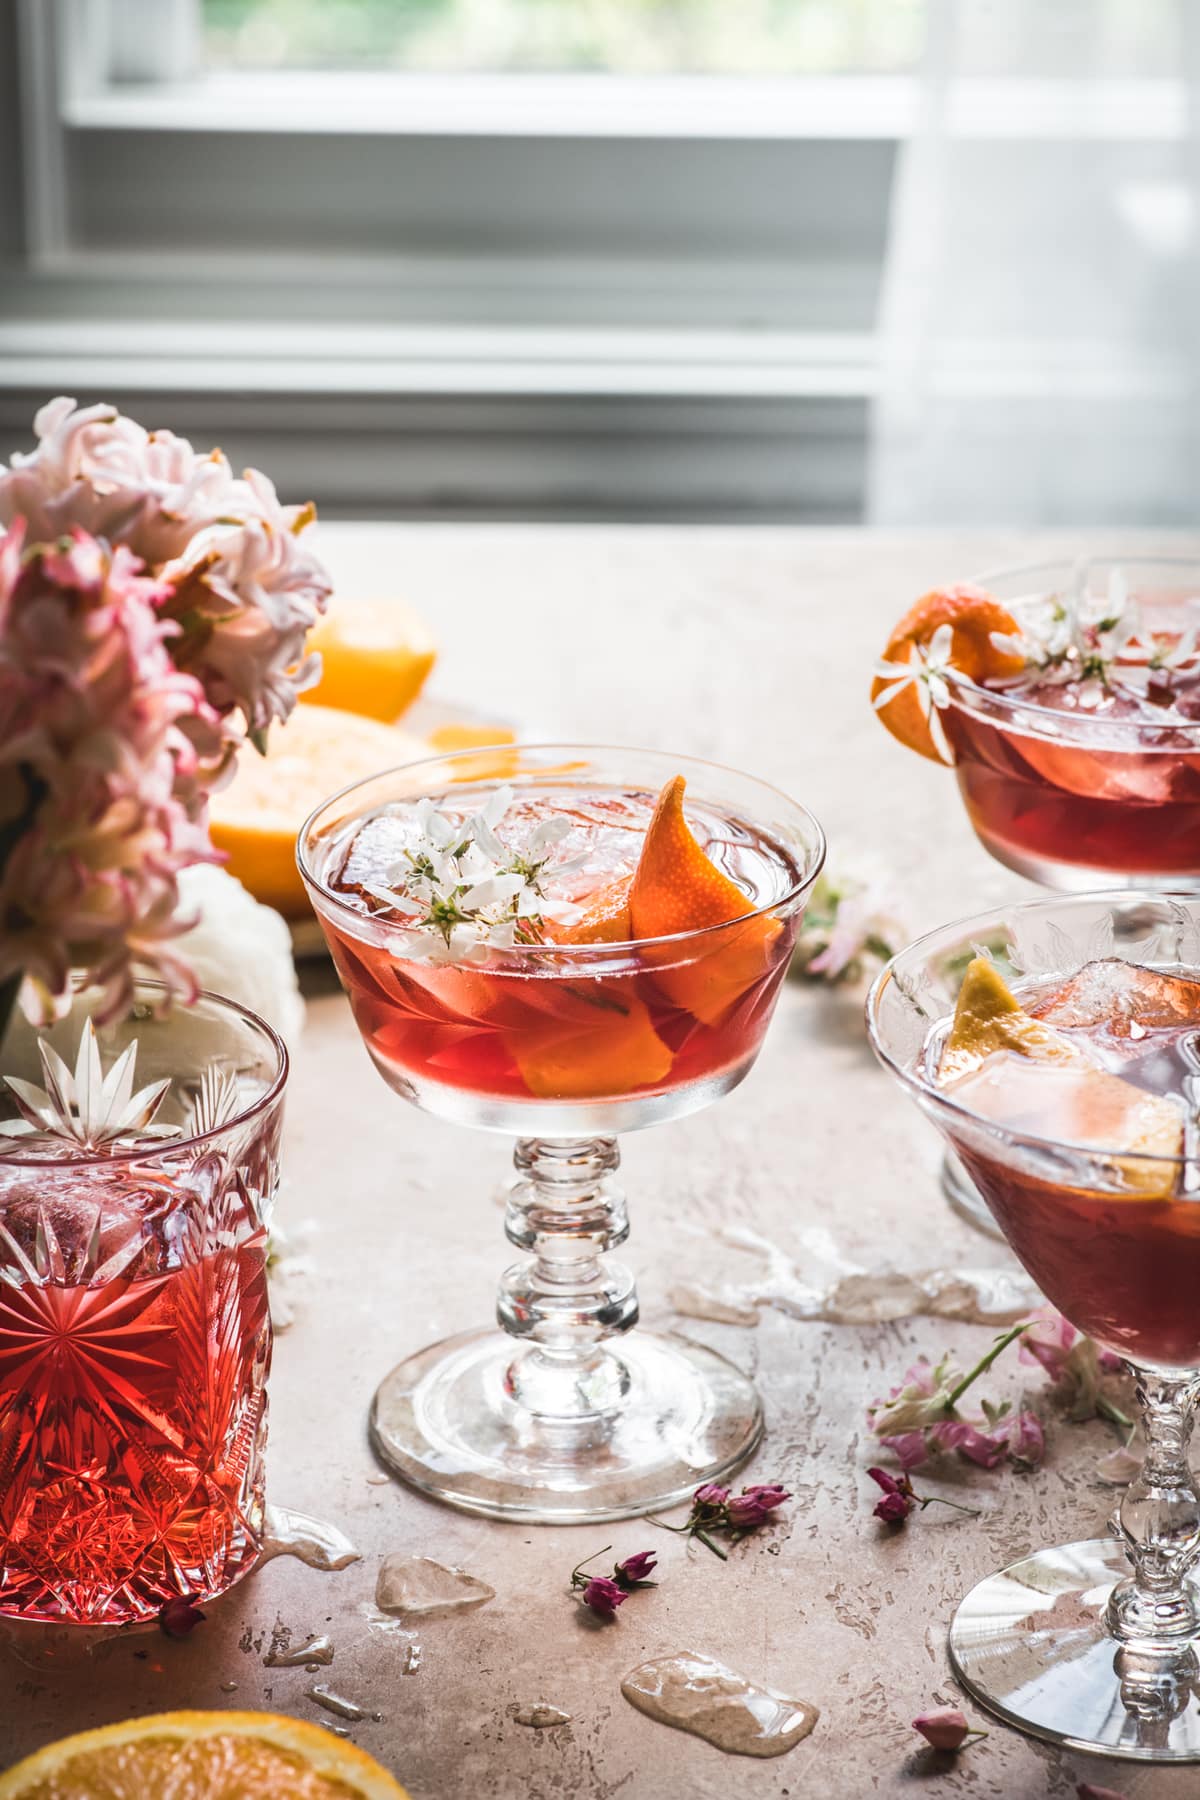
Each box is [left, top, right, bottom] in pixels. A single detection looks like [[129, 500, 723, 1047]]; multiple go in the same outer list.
[[873, 558, 1200, 889], [0, 986, 286, 1624], [868, 893, 1200, 1760], [300, 746, 824, 1521], [314, 785, 798, 1125]]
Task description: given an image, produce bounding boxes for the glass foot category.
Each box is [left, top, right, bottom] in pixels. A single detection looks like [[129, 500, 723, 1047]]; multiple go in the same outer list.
[[369, 1326, 764, 1523], [950, 1539, 1200, 1761], [941, 1148, 1005, 1239]]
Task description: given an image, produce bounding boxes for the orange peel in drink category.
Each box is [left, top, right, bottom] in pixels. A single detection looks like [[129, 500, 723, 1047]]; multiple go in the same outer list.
[[508, 985, 673, 1099], [871, 585, 1024, 764], [629, 775, 781, 1026]]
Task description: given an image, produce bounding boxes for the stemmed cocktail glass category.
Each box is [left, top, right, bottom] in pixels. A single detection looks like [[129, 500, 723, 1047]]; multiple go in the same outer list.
[[869, 891, 1200, 1760], [299, 744, 824, 1523], [876, 555, 1200, 1232]]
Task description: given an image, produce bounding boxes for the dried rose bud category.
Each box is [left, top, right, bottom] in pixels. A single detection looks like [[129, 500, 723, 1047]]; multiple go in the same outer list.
[[912, 1707, 981, 1751], [159, 1596, 206, 1638], [868, 1466, 915, 1523], [614, 1550, 657, 1586], [692, 1482, 730, 1508], [581, 1576, 626, 1617], [727, 1484, 790, 1529]]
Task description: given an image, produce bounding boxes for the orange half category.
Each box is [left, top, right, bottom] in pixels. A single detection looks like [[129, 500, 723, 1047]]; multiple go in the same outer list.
[[871, 584, 1024, 764], [209, 705, 428, 917], [301, 596, 436, 722], [0, 1710, 409, 1800]]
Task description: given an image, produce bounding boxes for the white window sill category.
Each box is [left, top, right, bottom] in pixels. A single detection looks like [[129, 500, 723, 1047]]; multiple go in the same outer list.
[[64, 71, 919, 140]]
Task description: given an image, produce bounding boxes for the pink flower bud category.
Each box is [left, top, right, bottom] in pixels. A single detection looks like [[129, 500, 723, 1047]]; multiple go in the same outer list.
[[581, 1576, 626, 1617], [692, 1482, 730, 1508], [912, 1707, 975, 1750], [867, 1467, 915, 1523], [159, 1596, 206, 1638], [615, 1550, 657, 1586]]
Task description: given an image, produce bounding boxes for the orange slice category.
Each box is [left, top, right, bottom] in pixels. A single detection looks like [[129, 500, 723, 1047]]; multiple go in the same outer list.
[[210, 704, 428, 917], [301, 596, 436, 722], [938, 958, 1183, 1198], [0, 1710, 409, 1799], [629, 776, 780, 1025], [871, 585, 1024, 764], [508, 985, 672, 1099], [426, 720, 517, 753], [545, 876, 633, 945]]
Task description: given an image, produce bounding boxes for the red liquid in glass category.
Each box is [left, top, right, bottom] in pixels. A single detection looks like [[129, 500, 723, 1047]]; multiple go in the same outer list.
[[317, 787, 799, 1108], [943, 590, 1200, 878], [944, 704, 1200, 878], [0, 1159, 271, 1623], [932, 962, 1200, 1369]]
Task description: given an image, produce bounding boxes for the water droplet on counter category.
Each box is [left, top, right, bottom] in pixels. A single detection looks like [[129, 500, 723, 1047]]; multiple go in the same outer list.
[[220, 1681, 238, 1693], [621, 1652, 818, 1758], [331, 1726, 350, 1738], [671, 1223, 1037, 1329], [512, 1703, 571, 1729], [309, 1685, 366, 1722], [259, 1506, 361, 1571], [265, 1632, 335, 1669], [375, 1555, 495, 1621], [365, 1473, 391, 1486]]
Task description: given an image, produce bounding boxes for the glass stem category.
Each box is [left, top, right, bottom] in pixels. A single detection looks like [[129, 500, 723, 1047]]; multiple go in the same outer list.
[[497, 1136, 636, 1425], [1106, 1368, 1200, 1648]]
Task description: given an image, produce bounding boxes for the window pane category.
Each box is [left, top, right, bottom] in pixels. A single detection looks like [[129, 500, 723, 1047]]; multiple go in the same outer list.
[[202, 0, 926, 75]]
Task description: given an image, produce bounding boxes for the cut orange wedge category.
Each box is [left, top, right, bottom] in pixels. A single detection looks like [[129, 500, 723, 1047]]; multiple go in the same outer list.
[[426, 720, 517, 753], [629, 776, 780, 1025], [508, 986, 673, 1098], [871, 585, 1024, 764], [301, 596, 436, 722], [209, 705, 428, 917], [545, 876, 633, 945], [0, 1710, 409, 1799]]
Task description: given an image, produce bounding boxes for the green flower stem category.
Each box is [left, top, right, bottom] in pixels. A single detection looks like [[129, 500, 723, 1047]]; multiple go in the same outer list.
[[944, 1324, 1029, 1412], [1098, 1393, 1134, 1432]]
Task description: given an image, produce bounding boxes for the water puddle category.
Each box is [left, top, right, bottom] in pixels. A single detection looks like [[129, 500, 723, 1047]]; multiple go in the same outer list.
[[375, 1555, 495, 1620], [259, 1506, 361, 1571], [511, 1704, 571, 1729], [671, 1224, 1037, 1329], [309, 1685, 365, 1722], [621, 1652, 818, 1758], [265, 1632, 335, 1669]]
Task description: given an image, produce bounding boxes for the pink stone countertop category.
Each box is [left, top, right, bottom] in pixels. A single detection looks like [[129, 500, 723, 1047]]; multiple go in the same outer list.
[[4, 525, 1200, 1799]]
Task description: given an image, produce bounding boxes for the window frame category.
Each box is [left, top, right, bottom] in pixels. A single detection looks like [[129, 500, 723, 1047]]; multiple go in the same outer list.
[[4, 1, 1186, 520]]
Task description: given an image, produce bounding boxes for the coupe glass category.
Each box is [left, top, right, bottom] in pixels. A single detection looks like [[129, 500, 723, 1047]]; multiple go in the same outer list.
[[938, 556, 1200, 1234], [299, 744, 824, 1522], [943, 557, 1200, 892], [868, 891, 1200, 1761], [0, 981, 287, 1624]]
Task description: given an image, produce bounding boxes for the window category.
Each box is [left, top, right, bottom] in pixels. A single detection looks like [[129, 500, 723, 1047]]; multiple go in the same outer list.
[[202, 0, 925, 76]]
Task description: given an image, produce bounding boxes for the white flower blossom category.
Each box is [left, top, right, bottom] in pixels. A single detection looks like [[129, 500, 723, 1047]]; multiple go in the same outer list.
[[364, 789, 588, 963], [872, 622, 956, 763]]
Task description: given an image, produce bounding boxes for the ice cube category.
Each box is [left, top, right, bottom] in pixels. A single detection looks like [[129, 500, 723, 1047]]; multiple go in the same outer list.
[[949, 1052, 1183, 1196], [0, 1168, 164, 1282], [1031, 960, 1200, 1036]]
